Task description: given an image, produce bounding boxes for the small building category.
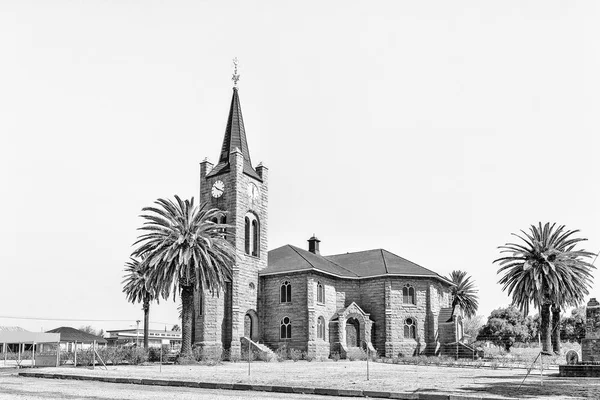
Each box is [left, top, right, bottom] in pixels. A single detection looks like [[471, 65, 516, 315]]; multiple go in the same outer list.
[[105, 329, 181, 349], [46, 327, 107, 352]]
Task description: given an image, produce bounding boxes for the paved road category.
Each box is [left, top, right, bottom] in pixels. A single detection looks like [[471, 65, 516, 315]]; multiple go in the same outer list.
[[0, 375, 349, 400]]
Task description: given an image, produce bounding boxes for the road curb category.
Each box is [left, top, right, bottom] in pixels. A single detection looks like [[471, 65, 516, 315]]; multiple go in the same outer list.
[[17, 371, 507, 400]]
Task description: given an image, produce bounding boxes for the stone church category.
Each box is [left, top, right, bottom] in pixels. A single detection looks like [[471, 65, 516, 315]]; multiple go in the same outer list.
[[194, 85, 462, 359]]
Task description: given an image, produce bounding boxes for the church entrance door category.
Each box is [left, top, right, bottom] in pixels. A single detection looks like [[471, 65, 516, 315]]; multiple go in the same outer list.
[[346, 317, 360, 347], [244, 313, 252, 338]]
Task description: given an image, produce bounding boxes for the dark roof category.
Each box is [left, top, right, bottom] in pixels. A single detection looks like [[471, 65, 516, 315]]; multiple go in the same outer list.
[[262, 245, 359, 277], [207, 87, 261, 181], [262, 246, 452, 285], [46, 327, 107, 344]]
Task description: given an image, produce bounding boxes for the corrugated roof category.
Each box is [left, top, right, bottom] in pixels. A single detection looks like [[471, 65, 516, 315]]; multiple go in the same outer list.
[[207, 87, 261, 181], [0, 326, 27, 332], [262, 245, 452, 285], [46, 327, 107, 344]]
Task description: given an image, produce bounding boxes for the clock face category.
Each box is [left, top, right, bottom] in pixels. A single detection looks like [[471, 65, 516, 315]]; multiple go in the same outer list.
[[248, 183, 259, 203], [211, 180, 225, 198]]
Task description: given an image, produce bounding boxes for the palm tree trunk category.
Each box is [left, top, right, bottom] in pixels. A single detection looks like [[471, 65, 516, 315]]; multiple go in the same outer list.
[[143, 297, 150, 349], [551, 304, 561, 354], [541, 303, 552, 354], [180, 285, 194, 358]]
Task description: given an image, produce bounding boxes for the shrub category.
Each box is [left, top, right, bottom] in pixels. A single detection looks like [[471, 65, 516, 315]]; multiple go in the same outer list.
[[346, 347, 367, 361], [148, 346, 170, 362], [331, 352, 340, 362], [289, 348, 302, 362], [125, 347, 148, 365], [275, 344, 288, 362]]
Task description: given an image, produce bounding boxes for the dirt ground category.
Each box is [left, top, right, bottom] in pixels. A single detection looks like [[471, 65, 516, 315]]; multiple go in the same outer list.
[[15, 360, 600, 399]]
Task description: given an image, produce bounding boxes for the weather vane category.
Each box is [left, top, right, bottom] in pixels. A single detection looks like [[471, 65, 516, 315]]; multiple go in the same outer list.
[[232, 57, 240, 87]]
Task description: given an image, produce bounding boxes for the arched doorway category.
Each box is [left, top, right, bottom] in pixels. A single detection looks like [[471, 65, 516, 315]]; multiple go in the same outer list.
[[346, 317, 360, 347]]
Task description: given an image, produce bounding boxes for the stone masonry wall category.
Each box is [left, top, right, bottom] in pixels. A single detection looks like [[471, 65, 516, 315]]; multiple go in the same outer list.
[[261, 273, 307, 352]]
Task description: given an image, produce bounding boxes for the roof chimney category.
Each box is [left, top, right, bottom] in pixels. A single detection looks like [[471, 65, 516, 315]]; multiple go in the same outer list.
[[308, 235, 321, 255]]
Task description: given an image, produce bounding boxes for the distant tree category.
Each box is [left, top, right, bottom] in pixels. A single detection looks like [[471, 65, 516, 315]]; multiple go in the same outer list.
[[495, 223, 595, 354], [123, 257, 161, 348], [561, 307, 586, 343], [132, 196, 236, 359], [476, 306, 532, 351], [171, 324, 181, 332], [463, 315, 485, 344], [447, 270, 479, 319], [79, 325, 103, 337]]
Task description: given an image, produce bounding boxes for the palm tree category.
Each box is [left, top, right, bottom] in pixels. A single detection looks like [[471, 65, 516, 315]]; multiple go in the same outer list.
[[132, 196, 235, 359], [495, 222, 595, 354], [122, 257, 158, 348], [447, 270, 479, 320]]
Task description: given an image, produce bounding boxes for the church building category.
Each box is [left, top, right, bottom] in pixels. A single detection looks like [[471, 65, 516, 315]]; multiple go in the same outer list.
[[194, 83, 462, 360]]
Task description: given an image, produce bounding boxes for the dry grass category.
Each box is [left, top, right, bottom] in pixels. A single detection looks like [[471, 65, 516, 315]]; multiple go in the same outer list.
[[36, 359, 599, 399]]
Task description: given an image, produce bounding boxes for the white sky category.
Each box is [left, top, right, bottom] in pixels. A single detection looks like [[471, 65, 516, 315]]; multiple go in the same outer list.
[[1, 1, 599, 333]]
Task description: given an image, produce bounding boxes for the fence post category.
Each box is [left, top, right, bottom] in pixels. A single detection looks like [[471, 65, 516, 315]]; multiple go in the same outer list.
[[74, 341, 77, 367], [92, 341, 96, 370], [56, 341, 60, 367], [32, 342, 35, 368]]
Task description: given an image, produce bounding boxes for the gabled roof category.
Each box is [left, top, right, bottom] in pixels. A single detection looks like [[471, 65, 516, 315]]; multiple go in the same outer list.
[[262, 245, 453, 285], [46, 327, 107, 344], [207, 87, 261, 181]]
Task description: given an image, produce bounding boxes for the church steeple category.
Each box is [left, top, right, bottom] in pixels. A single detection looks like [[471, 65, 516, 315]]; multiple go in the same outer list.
[[206, 87, 261, 181]]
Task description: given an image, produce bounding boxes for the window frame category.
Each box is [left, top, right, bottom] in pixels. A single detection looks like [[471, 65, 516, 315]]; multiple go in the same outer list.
[[317, 282, 325, 304], [402, 284, 416, 305], [317, 316, 326, 340], [280, 316, 292, 339], [280, 280, 292, 303], [404, 317, 416, 339]]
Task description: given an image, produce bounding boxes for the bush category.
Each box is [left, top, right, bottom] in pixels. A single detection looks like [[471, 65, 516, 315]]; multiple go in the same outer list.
[[289, 348, 302, 362], [148, 345, 171, 362], [346, 347, 367, 361], [331, 352, 340, 362], [275, 344, 288, 362], [125, 347, 148, 365]]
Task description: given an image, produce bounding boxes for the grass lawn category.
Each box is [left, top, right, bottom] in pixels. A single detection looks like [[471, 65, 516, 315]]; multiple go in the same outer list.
[[33, 360, 599, 399]]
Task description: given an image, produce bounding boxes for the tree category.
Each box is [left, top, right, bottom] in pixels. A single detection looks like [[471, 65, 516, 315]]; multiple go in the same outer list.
[[123, 257, 160, 348], [463, 315, 485, 344], [447, 270, 479, 319], [495, 222, 595, 354], [476, 306, 532, 351], [132, 196, 235, 359], [561, 307, 586, 343], [171, 324, 181, 332], [78, 325, 102, 336]]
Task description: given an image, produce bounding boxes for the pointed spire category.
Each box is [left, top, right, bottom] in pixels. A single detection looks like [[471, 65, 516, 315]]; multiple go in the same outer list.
[[206, 87, 261, 181]]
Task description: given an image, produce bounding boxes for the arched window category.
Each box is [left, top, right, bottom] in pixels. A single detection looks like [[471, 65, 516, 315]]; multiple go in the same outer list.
[[280, 316, 292, 339], [244, 213, 260, 257], [317, 316, 326, 340], [244, 217, 250, 254], [403, 284, 415, 305], [280, 281, 291, 303], [404, 318, 416, 339], [317, 282, 325, 304], [252, 219, 259, 256]]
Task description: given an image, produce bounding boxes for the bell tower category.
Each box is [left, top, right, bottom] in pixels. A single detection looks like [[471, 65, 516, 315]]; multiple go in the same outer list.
[[194, 71, 268, 359]]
